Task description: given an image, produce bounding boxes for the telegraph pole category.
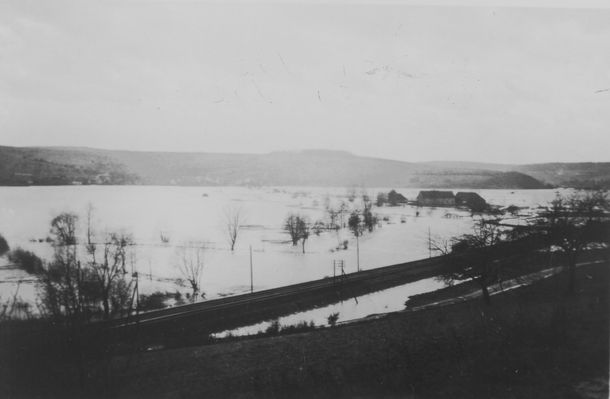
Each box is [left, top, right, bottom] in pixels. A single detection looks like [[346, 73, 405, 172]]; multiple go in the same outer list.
[[356, 234, 360, 272], [134, 271, 139, 314], [428, 226, 432, 258], [249, 245, 253, 293]]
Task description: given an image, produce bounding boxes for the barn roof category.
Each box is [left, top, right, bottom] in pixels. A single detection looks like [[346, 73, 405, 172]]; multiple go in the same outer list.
[[417, 190, 455, 199], [455, 192, 485, 201]]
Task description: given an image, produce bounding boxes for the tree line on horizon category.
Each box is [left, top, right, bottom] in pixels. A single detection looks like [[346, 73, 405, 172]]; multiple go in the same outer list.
[[3, 145, 609, 189]]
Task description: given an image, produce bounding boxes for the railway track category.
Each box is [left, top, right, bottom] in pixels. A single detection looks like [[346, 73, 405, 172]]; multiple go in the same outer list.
[[115, 244, 566, 332], [102, 246, 586, 351], [108, 254, 451, 330], [1, 254, 456, 354], [5, 248, 605, 354]]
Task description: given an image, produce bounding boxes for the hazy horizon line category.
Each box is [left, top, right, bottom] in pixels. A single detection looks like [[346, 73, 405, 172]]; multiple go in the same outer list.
[[4, 144, 609, 166]]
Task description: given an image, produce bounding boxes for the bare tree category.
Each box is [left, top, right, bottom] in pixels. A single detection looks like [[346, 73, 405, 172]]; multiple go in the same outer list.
[[297, 217, 310, 253], [326, 206, 340, 230], [176, 244, 205, 301], [285, 214, 301, 246], [348, 211, 364, 238], [376, 192, 387, 207], [348, 211, 364, 271], [225, 206, 245, 251], [362, 201, 377, 232], [338, 201, 349, 228], [160, 231, 171, 244], [284, 214, 310, 253], [439, 220, 505, 305], [91, 232, 134, 319], [50, 212, 78, 246], [41, 212, 82, 320], [83, 205, 135, 319], [85, 203, 96, 263], [429, 235, 452, 255], [312, 220, 326, 236]]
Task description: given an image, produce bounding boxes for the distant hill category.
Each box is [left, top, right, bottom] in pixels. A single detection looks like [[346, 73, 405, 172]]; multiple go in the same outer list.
[[422, 161, 610, 189], [0, 146, 137, 186], [0, 146, 607, 189], [514, 163, 610, 189]]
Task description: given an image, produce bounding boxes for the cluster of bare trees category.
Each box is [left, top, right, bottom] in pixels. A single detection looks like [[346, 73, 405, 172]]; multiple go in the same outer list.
[[325, 201, 349, 230], [321, 193, 378, 233], [434, 190, 610, 304], [167, 206, 246, 303], [347, 196, 378, 235], [283, 192, 380, 259], [165, 206, 246, 303], [0, 206, 138, 323], [533, 190, 609, 293], [33, 210, 136, 323], [376, 190, 408, 207], [8, 208, 212, 318]]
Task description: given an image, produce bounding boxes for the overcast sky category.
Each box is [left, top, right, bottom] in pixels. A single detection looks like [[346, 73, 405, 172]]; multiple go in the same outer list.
[[1, 0, 609, 164]]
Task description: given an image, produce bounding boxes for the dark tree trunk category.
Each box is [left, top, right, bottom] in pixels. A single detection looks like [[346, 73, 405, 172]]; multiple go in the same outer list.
[[192, 284, 199, 302], [481, 284, 491, 305]]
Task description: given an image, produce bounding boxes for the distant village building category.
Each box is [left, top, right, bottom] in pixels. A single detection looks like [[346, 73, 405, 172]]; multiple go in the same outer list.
[[455, 192, 487, 212], [416, 191, 455, 207]]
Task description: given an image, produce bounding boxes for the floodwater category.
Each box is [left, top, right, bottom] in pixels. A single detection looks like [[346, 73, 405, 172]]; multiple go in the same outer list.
[[212, 277, 447, 337], [0, 186, 564, 307]]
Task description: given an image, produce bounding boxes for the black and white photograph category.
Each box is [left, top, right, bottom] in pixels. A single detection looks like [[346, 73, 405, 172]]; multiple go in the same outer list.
[[0, 0, 609, 397]]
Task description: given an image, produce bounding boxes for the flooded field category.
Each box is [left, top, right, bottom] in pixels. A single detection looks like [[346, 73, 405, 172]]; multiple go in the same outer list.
[[0, 186, 564, 307], [213, 277, 448, 337]]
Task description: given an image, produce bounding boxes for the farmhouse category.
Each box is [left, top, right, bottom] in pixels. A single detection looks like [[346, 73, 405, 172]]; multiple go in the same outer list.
[[455, 192, 487, 212], [416, 191, 455, 207]]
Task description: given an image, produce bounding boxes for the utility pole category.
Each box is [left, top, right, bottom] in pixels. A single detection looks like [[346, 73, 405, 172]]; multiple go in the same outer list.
[[428, 226, 431, 258], [356, 234, 360, 272], [134, 271, 139, 314], [333, 259, 345, 285], [134, 253, 140, 312], [333, 260, 336, 282], [249, 245, 253, 293]]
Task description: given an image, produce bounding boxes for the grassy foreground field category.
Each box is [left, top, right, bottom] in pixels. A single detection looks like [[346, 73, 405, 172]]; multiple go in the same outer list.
[[99, 261, 609, 399]]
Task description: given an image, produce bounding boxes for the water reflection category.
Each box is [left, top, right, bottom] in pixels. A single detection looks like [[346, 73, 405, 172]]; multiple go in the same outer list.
[[213, 277, 445, 337]]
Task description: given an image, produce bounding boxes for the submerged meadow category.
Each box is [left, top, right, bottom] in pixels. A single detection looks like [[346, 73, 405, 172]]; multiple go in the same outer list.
[[0, 185, 562, 309]]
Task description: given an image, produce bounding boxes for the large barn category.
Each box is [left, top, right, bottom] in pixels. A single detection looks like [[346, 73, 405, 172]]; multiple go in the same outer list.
[[455, 192, 487, 212], [416, 191, 455, 207]]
